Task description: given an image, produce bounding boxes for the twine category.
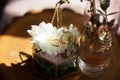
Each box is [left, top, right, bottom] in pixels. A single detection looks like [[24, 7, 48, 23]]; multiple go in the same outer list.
[[51, 0, 69, 27]]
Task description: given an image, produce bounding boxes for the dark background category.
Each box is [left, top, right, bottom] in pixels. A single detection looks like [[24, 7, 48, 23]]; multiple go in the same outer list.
[[0, 0, 8, 79], [0, 0, 8, 20]]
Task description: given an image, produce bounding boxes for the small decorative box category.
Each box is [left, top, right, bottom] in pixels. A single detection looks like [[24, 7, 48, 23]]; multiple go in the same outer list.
[[32, 47, 79, 80]]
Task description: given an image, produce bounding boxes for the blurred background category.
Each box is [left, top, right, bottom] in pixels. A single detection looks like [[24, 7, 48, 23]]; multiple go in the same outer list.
[[0, 0, 119, 35], [0, 0, 8, 22]]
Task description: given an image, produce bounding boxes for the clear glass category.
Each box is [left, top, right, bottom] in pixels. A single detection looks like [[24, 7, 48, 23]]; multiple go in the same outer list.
[[79, 48, 110, 77], [78, 0, 116, 77]]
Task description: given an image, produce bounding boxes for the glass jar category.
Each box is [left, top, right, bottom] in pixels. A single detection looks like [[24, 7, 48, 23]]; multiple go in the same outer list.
[[78, 22, 112, 77], [78, 0, 116, 77]]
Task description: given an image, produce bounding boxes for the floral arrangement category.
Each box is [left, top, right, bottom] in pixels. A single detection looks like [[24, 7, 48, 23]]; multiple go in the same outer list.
[[27, 21, 79, 79], [79, 0, 117, 54], [27, 21, 79, 57], [27, 1, 80, 79]]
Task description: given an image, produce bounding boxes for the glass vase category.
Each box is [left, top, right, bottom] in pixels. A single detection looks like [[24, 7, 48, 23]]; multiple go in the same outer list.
[[78, 24, 112, 77], [78, 0, 115, 77]]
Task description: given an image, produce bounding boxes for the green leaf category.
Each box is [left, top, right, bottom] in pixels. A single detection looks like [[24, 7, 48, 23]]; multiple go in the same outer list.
[[100, 0, 110, 11], [107, 19, 115, 27], [96, 9, 105, 15], [107, 11, 119, 16]]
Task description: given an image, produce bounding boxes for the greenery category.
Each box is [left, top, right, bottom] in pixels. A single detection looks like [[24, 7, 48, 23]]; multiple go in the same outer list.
[[80, 0, 117, 27], [100, 0, 110, 11]]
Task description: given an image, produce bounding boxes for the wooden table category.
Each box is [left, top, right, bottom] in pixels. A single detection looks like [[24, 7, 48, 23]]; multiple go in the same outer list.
[[0, 9, 120, 80]]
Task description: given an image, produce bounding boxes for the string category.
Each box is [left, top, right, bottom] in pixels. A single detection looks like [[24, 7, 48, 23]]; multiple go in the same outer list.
[[51, 0, 69, 27], [51, 3, 60, 25]]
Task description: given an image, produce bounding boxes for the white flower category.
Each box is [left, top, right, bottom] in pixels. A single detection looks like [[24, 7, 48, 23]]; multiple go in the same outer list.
[[69, 24, 80, 44], [27, 21, 79, 56]]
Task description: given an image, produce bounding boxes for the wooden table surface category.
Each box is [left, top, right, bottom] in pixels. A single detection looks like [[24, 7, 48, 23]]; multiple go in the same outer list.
[[0, 9, 120, 80]]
